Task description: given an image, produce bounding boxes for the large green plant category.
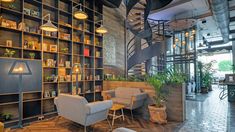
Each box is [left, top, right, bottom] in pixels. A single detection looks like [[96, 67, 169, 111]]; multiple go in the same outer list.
[[166, 69, 186, 84], [147, 74, 167, 107], [200, 61, 215, 88]]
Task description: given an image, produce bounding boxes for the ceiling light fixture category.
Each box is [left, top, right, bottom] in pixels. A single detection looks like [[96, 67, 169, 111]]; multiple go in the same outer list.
[[96, 20, 108, 34], [40, 14, 58, 32], [73, 4, 88, 20]]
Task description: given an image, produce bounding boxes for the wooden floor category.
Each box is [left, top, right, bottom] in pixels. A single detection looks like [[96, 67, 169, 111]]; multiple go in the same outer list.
[[11, 116, 181, 132]]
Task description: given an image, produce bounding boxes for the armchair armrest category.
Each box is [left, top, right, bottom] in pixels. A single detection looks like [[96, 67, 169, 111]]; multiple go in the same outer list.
[[132, 93, 147, 101], [85, 100, 113, 114], [102, 90, 115, 100]]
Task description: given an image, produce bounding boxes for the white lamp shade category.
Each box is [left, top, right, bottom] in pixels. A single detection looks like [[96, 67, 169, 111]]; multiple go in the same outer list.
[[96, 25, 108, 34], [40, 20, 58, 32], [9, 61, 32, 75], [74, 10, 88, 20]]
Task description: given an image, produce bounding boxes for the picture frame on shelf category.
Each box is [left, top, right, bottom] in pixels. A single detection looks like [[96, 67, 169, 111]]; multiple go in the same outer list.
[[6, 40, 12, 47], [53, 76, 58, 82], [65, 61, 70, 68], [50, 45, 57, 52]]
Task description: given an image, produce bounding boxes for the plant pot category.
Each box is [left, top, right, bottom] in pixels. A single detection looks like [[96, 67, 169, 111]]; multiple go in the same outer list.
[[208, 85, 212, 91], [201, 86, 208, 93], [148, 104, 167, 124]]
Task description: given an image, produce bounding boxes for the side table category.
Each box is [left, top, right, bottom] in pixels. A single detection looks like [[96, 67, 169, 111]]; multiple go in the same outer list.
[[109, 104, 125, 126]]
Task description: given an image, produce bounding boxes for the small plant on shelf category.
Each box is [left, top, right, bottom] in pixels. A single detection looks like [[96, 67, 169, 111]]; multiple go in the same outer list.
[[29, 52, 35, 59], [0, 113, 13, 121], [61, 47, 69, 53], [4, 49, 15, 57]]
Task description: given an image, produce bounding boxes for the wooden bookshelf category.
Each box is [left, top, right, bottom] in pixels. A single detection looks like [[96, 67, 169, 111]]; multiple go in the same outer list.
[[0, 0, 104, 127]]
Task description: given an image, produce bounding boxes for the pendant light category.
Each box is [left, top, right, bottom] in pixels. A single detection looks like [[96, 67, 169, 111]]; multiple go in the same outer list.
[[40, 14, 58, 32], [96, 20, 108, 34], [74, 4, 88, 20], [0, 0, 14, 2]]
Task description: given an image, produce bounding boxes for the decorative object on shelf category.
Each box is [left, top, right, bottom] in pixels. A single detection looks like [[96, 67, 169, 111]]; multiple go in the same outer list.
[[44, 91, 50, 98], [45, 76, 53, 82], [95, 20, 108, 34], [65, 61, 70, 68], [0, 121, 3, 132], [6, 40, 12, 47], [84, 48, 90, 56], [71, 63, 82, 94], [59, 76, 65, 82], [95, 51, 101, 57], [0, 18, 17, 29], [73, 3, 88, 20], [8, 60, 32, 128], [23, 8, 31, 15], [95, 85, 102, 92], [61, 47, 69, 53], [53, 76, 58, 82], [51, 91, 56, 97], [40, 14, 58, 32], [58, 59, 64, 67], [72, 86, 76, 95], [0, 113, 12, 121], [30, 9, 40, 17], [59, 32, 71, 40], [4, 49, 15, 57], [29, 52, 35, 59], [66, 75, 71, 81], [50, 45, 57, 52], [46, 59, 56, 67], [18, 22, 25, 31]]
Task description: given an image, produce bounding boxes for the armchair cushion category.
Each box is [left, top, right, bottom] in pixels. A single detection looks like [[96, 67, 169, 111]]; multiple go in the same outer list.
[[86, 100, 113, 114], [102, 90, 115, 100], [132, 93, 147, 101]]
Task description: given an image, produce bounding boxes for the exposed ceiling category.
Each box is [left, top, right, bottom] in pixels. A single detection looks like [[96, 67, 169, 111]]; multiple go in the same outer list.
[[149, 0, 235, 46]]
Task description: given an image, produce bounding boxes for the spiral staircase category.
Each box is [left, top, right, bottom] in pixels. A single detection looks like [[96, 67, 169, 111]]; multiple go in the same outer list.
[[102, 0, 173, 76], [125, 0, 173, 76]]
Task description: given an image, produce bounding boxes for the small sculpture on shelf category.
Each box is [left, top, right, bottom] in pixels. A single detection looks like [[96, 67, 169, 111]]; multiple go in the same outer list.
[[4, 49, 15, 57]]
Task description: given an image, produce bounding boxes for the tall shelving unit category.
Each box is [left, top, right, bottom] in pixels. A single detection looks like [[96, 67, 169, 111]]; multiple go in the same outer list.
[[0, 0, 104, 127]]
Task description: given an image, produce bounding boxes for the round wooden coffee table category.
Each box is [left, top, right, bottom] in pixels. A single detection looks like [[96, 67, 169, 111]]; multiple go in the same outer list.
[[109, 104, 125, 126]]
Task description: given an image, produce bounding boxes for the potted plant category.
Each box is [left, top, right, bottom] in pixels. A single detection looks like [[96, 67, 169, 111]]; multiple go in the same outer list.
[[146, 73, 168, 124], [29, 52, 35, 59], [61, 47, 69, 53], [1, 113, 12, 121], [200, 61, 215, 93], [4, 49, 15, 57]]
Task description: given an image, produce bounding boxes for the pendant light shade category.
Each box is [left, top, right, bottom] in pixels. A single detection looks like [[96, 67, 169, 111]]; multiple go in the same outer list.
[[40, 14, 58, 32], [0, 0, 14, 2], [74, 9, 88, 20], [73, 4, 88, 20], [40, 20, 58, 32], [96, 25, 108, 34]]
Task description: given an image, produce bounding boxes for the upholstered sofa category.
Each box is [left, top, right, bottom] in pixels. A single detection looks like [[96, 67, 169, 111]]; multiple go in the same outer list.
[[102, 87, 147, 119], [54, 94, 113, 132]]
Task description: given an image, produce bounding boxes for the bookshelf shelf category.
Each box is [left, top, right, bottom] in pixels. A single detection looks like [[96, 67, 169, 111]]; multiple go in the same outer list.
[[0, 0, 103, 127]]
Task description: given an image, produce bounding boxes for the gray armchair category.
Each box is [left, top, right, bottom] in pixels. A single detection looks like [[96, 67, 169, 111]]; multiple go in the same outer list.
[[54, 94, 113, 132], [102, 87, 147, 119]]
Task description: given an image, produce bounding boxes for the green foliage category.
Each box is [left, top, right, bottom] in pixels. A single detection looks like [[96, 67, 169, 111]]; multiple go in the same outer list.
[[199, 61, 215, 89], [4, 49, 15, 57], [146, 69, 186, 107], [1, 113, 12, 121], [218, 60, 232, 72], [29, 52, 35, 59], [146, 74, 166, 107]]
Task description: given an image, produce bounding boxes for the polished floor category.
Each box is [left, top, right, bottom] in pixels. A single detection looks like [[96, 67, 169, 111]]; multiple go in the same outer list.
[[12, 86, 235, 132], [180, 86, 233, 132]]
